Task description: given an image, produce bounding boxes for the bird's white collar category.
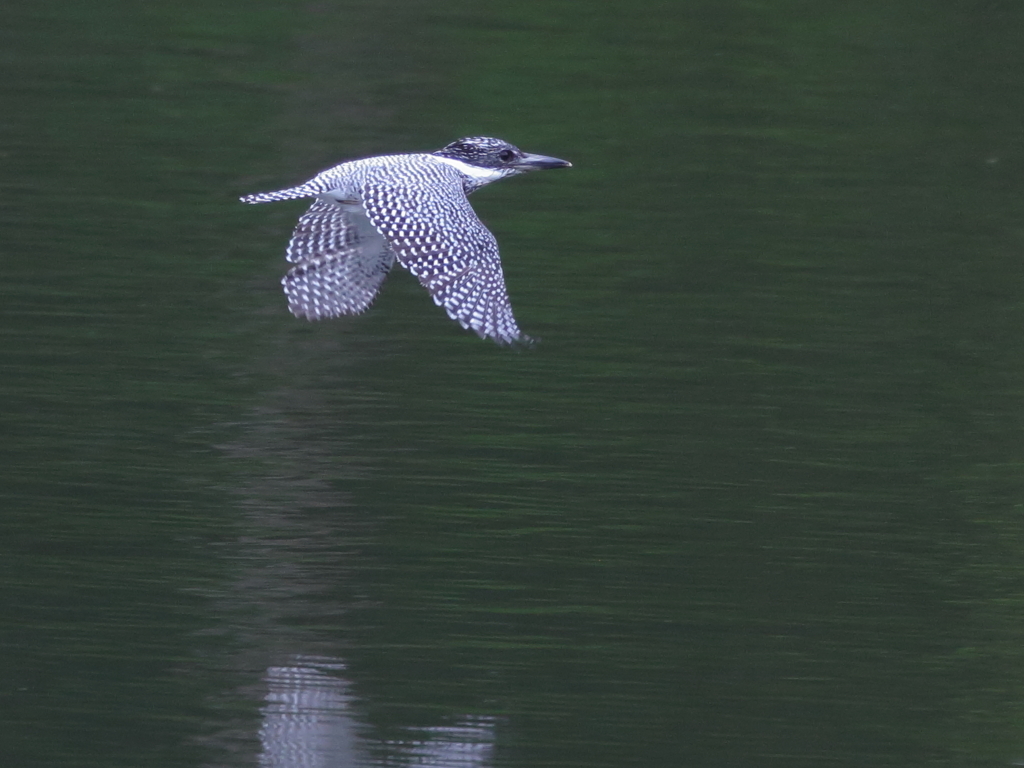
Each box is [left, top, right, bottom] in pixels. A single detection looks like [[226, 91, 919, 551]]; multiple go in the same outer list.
[[432, 156, 506, 184]]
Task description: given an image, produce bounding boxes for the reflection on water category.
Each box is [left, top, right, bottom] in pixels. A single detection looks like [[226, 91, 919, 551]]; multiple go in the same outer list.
[[259, 656, 494, 768], [260, 657, 359, 768], [380, 717, 495, 768]]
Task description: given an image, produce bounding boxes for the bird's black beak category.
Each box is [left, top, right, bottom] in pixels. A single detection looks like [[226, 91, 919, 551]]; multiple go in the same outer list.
[[514, 153, 572, 171]]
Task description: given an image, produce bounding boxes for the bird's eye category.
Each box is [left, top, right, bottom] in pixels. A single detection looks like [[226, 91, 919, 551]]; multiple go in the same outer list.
[[498, 149, 517, 163]]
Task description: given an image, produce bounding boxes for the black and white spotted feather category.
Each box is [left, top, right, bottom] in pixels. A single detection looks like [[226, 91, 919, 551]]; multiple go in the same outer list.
[[281, 200, 394, 319], [240, 137, 571, 345], [360, 162, 522, 344]]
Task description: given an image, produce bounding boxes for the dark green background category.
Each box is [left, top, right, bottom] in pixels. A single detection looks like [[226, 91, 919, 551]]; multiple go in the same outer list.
[[4, 1, 1024, 766]]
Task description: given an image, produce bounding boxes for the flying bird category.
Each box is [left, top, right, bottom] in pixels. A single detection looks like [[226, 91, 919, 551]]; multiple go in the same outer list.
[[241, 137, 571, 344]]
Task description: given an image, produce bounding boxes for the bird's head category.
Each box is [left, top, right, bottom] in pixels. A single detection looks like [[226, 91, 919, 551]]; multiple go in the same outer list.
[[432, 137, 571, 190]]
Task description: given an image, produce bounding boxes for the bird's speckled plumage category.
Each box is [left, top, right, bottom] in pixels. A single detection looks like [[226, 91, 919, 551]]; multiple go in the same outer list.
[[240, 137, 570, 345]]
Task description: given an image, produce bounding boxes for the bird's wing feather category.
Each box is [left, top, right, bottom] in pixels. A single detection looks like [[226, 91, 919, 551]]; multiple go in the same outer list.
[[360, 162, 527, 345], [281, 199, 395, 319]]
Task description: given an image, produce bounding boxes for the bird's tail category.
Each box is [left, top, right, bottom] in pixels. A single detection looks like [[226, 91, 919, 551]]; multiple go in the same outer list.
[[239, 185, 320, 205]]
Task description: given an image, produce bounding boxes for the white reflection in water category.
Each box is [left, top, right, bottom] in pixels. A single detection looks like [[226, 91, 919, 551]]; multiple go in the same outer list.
[[382, 716, 495, 766], [258, 655, 495, 767], [259, 656, 359, 768]]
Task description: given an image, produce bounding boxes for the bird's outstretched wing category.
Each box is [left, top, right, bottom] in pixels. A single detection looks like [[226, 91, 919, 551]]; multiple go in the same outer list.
[[281, 199, 395, 320], [360, 162, 528, 345]]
